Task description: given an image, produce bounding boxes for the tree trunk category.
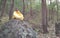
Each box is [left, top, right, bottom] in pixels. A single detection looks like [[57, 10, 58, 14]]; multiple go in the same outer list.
[[30, 0, 33, 16], [56, 0, 58, 22], [23, 0, 25, 15], [49, 0, 52, 21], [49, 0, 54, 23], [25, 0, 28, 9], [41, 0, 48, 33], [0, 0, 3, 11], [9, 0, 14, 20], [0, 0, 7, 19], [51, 8, 54, 23]]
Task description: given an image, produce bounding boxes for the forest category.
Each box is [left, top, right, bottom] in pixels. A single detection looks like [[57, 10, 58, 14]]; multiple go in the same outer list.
[[0, 0, 60, 38]]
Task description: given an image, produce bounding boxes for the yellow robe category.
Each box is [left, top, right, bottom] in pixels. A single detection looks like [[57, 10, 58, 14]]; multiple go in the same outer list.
[[12, 10, 24, 20]]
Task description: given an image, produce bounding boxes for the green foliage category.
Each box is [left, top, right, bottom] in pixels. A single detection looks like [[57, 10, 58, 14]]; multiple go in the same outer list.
[[49, 2, 56, 9], [14, 0, 23, 10]]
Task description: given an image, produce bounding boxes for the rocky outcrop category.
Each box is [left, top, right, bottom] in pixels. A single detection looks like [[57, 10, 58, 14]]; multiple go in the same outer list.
[[0, 19, 37, 38]]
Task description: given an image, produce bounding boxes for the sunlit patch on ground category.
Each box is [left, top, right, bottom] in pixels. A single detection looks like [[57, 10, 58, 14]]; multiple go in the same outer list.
[[0, 16, 9, 26]]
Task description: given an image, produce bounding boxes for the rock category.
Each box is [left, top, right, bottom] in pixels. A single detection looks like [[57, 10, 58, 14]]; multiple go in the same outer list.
[[55, 23, 60, 36], [0, 19, 37, 38]]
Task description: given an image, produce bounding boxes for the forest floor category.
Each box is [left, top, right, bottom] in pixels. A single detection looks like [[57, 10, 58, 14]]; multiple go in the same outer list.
[[0, 14, 60, 38], [0, 18, 59, 38], [37, 21, 57, 38]]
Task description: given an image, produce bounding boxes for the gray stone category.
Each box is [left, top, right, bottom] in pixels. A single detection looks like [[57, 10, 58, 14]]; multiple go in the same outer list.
[[0, 19, 37, 38]]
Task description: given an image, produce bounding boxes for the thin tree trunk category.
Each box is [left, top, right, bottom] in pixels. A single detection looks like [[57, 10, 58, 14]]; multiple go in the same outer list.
[[49, 0, 52, 21], [0, 0, 3, 11], [56, 0, 58, 22], [23, 0, 25, 15], [0, 0, 7, 19], [49, 0, 54, 23], [30, 0, 33, 16], [48, 9, 50, 21], [51, 8, 54, 23], [25, 0, 28, 9], [9, 0, 14, 20], [41, 0, 48, 33]]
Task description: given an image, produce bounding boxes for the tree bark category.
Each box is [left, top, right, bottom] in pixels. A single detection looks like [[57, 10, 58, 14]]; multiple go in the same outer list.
[[23, 0, 25, 15], [30, 0, 33, 16], [0, 0, 7, 19], [49, 0, 52, 21], [0, 0, 3, 11], [41, 0, 48, 33], [9, 0, 14, 20], [56, 0, 58, 22]]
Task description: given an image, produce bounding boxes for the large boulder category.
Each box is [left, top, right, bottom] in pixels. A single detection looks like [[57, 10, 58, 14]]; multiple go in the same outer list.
[[0, 19, 37, 38]]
